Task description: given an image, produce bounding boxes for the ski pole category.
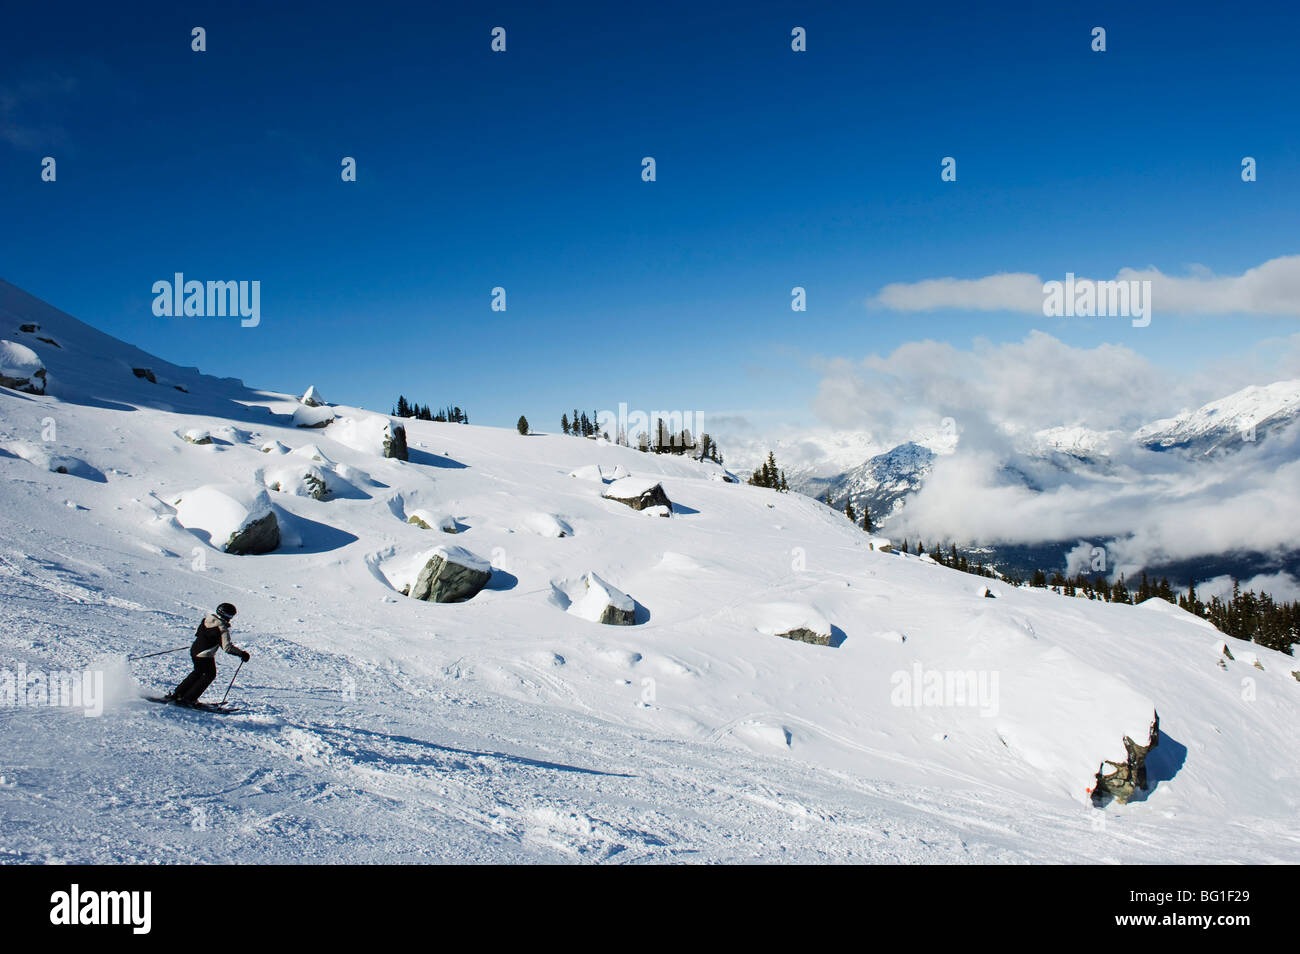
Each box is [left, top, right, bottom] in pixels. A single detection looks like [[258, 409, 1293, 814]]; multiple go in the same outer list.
[[127, 646, 190, 661], [220, 659, 245, 706]]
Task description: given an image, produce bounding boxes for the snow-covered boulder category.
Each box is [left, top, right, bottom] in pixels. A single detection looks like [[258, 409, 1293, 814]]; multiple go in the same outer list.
[[292, 403, 336, 429], [401, 545, 492, 603], [867, 537, 892, 553], [182, 428, 213, 445], [173, 484, 280, 554], [568, 573, 636, 625], [523, 512, 572, 538], [407, 509, 458, 533], [0, 340, 47, 394], [265, 465, 328, 500], [260, 440, 290, 454], [602, 476, 672, 515], [331, 415, 408, 460], [300, 385, 326, 407], [755, 602, 833, 646], [977, 584, 997, 599]]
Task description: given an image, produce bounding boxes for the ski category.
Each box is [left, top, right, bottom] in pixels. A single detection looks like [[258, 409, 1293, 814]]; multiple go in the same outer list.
[[143, 695, 242, 715]]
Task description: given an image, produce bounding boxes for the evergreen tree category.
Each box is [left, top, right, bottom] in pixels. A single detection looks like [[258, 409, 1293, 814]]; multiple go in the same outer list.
[[516, 415, 529, 435], [861, 505, 873, 533], [561, 413, 570, 435], [845, 499, 856, 524]]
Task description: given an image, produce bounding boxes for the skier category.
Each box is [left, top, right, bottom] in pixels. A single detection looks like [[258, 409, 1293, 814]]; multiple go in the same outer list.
[[168, 603, 250, 705]]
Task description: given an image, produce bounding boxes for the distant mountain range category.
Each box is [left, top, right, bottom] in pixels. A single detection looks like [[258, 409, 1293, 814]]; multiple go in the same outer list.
[[771, 380, 1300, 583]]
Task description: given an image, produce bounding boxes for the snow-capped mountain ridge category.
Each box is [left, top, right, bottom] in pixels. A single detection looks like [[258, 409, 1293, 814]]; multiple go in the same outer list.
[[1133, 379, 1300, 454]]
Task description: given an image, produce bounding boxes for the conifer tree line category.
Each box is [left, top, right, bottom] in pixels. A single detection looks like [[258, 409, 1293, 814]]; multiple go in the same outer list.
[[901, 540, 1299, 656], [560, 410, 724, 464], [392, 395, 468, 424], [821, 490, 873, 532], [747, 451, 788, 491]]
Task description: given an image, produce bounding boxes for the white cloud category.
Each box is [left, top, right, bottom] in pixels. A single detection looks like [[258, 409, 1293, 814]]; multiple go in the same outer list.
[[873, 255, 1300, 317]]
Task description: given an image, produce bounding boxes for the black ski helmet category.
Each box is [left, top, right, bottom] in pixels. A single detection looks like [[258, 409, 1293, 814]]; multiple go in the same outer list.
[[215, 602, 237, 621]]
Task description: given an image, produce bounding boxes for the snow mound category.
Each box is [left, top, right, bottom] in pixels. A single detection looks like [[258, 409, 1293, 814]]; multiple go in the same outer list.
[[569, 463, 630, 483], [565, 573, 635, 624], [265, 465, 329, 499], [291, 403, 336, 428], [330, 415, 405, 458], [0, 339, 46, 393], [523, 512, 573, 538], [754, 602, 832, 641], [291, 443, 333, 464], [172, 483, 279, 553], [0, 440, 102, 480], [407, 508, 457, 532]]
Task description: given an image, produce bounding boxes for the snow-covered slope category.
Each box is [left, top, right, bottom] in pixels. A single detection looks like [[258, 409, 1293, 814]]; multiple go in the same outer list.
[[2, 281, 1299, 863]]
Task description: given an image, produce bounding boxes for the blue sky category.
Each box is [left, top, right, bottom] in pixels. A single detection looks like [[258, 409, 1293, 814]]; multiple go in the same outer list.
[[2, 0, 1298, 430]]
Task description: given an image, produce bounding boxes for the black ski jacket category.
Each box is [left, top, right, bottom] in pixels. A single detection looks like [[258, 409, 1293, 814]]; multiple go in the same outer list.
[[191, 613, 244, 659]]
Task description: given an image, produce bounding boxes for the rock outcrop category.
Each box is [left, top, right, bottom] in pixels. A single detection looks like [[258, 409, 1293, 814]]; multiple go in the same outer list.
[[384, 422, 408, 461], [404, 546, 492, 603], [226, 511, 281, 555], [1092, 713, 1160, 804], [602, 476, 672, 515], [566, 573, 636, 625]]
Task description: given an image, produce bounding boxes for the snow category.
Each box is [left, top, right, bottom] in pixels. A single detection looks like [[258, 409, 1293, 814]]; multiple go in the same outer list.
[[2, 277, 1299, 863], [0, 339, 43, 380], [171, 484, 275, 551], [1134, 379, 1300, 450], [602, 475, 663, 498], [565, 572, 634, 622], [522, 512, 573, 537], [264, 465, 327, 498], [329, 414, 399, 456], [407, 508, 457, 532], [290, 403, 336, 429], [754, 602, 831, 640], [300, 385, 326, 406]]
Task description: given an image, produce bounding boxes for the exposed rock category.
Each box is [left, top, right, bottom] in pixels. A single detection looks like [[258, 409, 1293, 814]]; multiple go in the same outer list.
[[300, 385, 326, 407], [132, 367, 157, 383], [566, 572, 636, 625], [226, 511, 281, 555], [1092, 713, 1160, 805], [407, 546, 491, 603], [602, 476, 672, 515], [36, 336, 60, 348], [266, 466, 328, 500], [776, 627, 831, 646], [173, 385, 188, 392], [756, 602, 833, 647], [0, 340, 47, 394], [18, 323, 38, 333], [384, 422, 409, 461]]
